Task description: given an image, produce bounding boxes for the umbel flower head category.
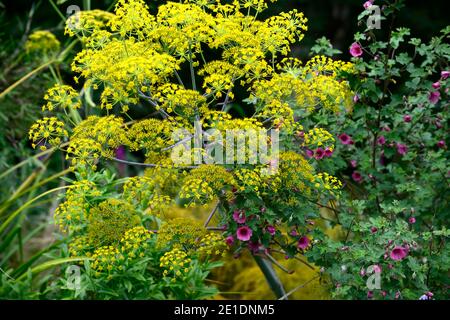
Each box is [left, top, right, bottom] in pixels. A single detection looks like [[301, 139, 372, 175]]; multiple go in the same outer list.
[[88, 198, 141, 246]]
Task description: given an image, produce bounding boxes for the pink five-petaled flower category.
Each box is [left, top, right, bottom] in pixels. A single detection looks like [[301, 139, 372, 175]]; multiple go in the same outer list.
[[352, 171, 363, 183], [236, 226, 252, 242], [409, 217, 416, 224], [266, 225, 276, 236], [432, 81, 441, 89], [396, 143, 408, 155], [429, 91, 441, 104], [390, 246, 408, 261], [363, 1, 373, 9], [297, 236, 310, 250], [377, 135, 386, 146], [339, 133, 353, 145], [233, 210, 246, 224], [403, 115, 412, 123], [437, 140, 446, 148], [350, 42, 363, 57], [441, 71, 450, 80], [225, 235, 234, 246], [314, 147, 325, 160]]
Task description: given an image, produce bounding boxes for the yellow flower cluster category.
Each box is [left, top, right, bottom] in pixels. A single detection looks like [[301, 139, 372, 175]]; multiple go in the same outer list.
[[156, 217, 206, 249], [197, 233, 227, 257], [69, 235, 93, 258], [25, 30, 60, 55], [110, 0, 155, 39], [71, 115, 129, 159], [119, 226, 152, 259], [153, 83, 208, 118], [42, 84, 81, 111], [28, 117, 68, 150], [54, 180, 100, 232], [303, 128, 335, 149], [65, 10, 115, 38], [274, 151, 315, 196], [199, 61, 243, 99], [71, 226, 154, 278], [123, 175, 173, 216], [179, 165, 235, 205], [304, 55, 355, 77], [234, 168, 265, 194], [159, 247, 192, 280], [65, 138, 102, 170], [91, 245, 123, 277], [72, 39, 179, 111], [127, 118, 181, 161], [87, 198, 141, 246], [314, 172, 342, 195]]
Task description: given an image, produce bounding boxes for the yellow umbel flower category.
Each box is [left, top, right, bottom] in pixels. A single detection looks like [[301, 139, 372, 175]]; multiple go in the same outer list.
[[25, 30, 60, 55], [179, 165, 235, 205], [29, 117, 68, 150], [42, 84, 81, 111]]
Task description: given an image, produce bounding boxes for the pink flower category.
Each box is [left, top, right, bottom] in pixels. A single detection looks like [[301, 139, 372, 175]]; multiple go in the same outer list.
[[266, 225, 276, 236], [349, 42, 363, 57], [233, 210, 246, 224], [409, 217, 416, 224], [353, 94, 360, 103], [429, 91, 441, 104], [367, 291, 374, 299], [360, 268, 366, 276], [396, 143, 408, 155], [325, 148, 334, 157], [373, 265, 382, 273], [290, 229, 299, 237], [381, 291, 387, 297], [236, 226, 252, 241], [441, 71, 450, 80], [305, 149, 314, 158], [432, 81, 441, 89], [314, 147, 325, 160], [403, 115, 412, 123], [225, 235, 235, 246], [377, 135, 386, 145], [339, 133, 353, 145], [390, 246, 408, 261], [350, 160, 358, 168], [371, 226, 378, 233], [363, 1, 372, 9], [437, 140, 446, 148], [297, 236, 310, 250], [352, 171, 363, 183], [248, 241, 261, 253]]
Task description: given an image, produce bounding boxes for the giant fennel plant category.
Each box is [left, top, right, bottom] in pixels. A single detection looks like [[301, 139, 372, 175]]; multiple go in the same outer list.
[[28, 0, 355, 299]]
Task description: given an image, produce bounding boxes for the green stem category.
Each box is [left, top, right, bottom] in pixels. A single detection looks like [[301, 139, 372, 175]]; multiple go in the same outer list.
[[0, 60, 56, 100], [0, 186, 71, 235], [15, 257, 91, 282]]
